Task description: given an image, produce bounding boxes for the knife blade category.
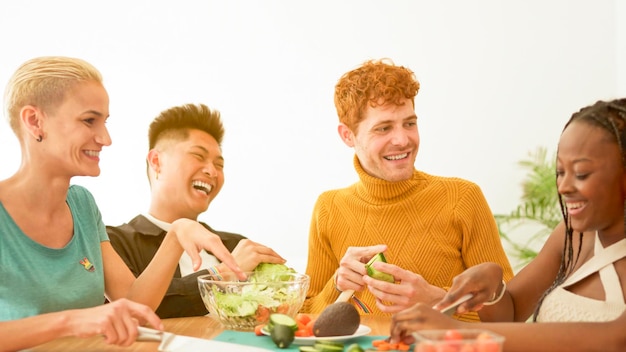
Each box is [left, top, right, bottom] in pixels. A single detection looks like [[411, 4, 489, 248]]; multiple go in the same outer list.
[[137, 326, 272, 351], [436, 293, 473, 316]]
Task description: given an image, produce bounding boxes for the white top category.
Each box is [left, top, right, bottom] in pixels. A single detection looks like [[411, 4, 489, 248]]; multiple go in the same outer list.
[[143, 214, 220, 276], [537, 232, 626, 322]]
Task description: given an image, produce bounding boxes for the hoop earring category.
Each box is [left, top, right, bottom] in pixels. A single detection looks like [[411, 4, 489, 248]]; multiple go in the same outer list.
[[36, 135, 42, 142]]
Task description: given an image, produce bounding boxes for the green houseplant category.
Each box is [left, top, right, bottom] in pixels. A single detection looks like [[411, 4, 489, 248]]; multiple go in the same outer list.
[[494, 147, 562, 270]]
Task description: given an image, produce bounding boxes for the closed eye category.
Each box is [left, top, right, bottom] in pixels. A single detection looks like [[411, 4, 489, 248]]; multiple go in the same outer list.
[[191, 153, 205, 160], [375, 126, 390, 132], [575, 173, 590, 180], [555, 170, 590, 180]]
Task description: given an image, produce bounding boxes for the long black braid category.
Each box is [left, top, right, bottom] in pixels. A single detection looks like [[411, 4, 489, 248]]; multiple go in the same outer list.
[[532, 98, 626, 321]]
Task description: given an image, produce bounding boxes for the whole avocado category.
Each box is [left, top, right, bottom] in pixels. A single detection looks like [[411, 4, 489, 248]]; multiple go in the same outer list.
[[313, 302, 360, 337]]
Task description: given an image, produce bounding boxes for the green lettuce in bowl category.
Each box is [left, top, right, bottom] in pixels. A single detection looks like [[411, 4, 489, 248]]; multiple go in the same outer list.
[[198, 264, 309, 331]]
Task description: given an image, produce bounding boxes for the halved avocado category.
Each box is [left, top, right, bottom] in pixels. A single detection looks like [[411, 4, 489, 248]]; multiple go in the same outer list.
[[365, 252, 395, 283]]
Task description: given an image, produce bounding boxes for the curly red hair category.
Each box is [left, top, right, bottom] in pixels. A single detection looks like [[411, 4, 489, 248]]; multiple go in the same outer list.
[[334, 58, 420, 131]]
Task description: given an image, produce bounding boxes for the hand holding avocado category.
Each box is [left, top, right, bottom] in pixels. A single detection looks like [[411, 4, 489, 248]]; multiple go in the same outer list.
[[365, 252, 395, 283], [336, 245, 388, 292], [363, 255, 448, 315]]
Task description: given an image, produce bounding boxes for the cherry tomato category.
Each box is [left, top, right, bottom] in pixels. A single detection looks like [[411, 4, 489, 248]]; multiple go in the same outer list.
[[444, 329, 464, 341]]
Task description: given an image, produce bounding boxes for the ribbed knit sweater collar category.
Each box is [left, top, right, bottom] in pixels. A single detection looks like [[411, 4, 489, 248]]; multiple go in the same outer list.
[[353, 155, 428, 204]]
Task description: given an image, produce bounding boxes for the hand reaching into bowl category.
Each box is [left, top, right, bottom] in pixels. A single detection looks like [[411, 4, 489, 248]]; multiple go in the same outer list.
[[227, 239, 286, 272], [169, 219, 245, 279]]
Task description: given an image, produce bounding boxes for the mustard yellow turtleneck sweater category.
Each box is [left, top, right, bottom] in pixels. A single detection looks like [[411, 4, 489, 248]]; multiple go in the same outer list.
[[302, 156, 513, 322]]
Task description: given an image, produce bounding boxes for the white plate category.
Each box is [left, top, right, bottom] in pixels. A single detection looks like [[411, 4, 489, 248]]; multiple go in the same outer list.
[[262, 324, 372, 346]]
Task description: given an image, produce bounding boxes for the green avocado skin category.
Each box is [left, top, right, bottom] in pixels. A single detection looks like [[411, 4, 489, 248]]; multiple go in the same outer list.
[[271, 323, 295, 348], [365, 253, 395, 283]]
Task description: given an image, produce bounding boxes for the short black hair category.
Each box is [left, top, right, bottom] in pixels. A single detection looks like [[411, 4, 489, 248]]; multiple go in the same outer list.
[[148, 103, 224, 150]]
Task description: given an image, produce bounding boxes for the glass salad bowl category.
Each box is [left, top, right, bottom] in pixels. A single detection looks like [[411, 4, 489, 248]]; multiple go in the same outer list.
[[198, 271, 310, 331]]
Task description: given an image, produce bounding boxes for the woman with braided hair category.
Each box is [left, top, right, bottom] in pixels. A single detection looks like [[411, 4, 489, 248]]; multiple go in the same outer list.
[[389, 98, 626, 351]]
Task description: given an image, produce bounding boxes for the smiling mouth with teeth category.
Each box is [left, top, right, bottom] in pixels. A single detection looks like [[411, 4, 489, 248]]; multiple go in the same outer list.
[[566, 202, 585, 210], [84, 150, 100, 157], [385, 153, 408, 160], [192, 180, 213, 195]]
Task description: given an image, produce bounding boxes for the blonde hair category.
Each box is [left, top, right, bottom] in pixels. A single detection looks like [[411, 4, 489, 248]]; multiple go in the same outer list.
[[3, 56, 103, 135]]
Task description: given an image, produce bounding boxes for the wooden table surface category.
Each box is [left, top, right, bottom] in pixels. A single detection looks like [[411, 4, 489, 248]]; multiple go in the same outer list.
[[27, 315, 392, 351]]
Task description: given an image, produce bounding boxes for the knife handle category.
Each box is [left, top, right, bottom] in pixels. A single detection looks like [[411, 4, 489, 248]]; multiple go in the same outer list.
[[137, 326, 163, 342], [335, 289, 355, 303]]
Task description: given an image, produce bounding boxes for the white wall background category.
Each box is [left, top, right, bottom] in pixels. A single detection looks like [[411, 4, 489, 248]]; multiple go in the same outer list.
[[1, 0, 624, 273]]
